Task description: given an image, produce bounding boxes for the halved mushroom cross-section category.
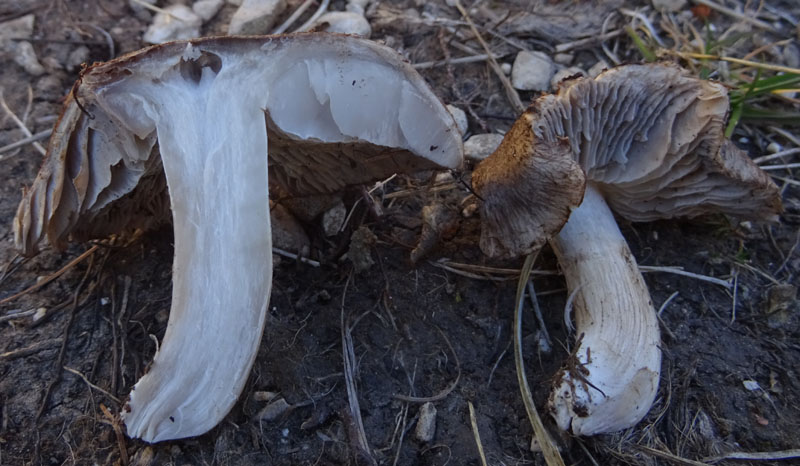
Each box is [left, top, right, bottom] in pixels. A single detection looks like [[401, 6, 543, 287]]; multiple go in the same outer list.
[[14, 34, 463, 443], [474, 64, 781, 436]]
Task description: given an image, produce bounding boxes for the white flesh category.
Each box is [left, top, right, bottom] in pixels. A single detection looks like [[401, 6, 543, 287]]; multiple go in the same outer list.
[[120, 63, 272, 442], [548, 183, 661, 436]]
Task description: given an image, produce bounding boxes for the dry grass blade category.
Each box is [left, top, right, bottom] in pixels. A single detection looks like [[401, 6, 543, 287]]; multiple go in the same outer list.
[[63, 366, 122, 404], [271, 0, 315, 34], [467, 401, 488, 466], [0, 89, 45, 156], [754, 148, 800, 164], [760, 163, 800, 171], [672, 51, 800, 75], [705, 449, 800, 462], [634, 445, 711, 466], [638, 265, 731, 289], [413, 53, 509, 69], [129, 0, 177, 18], [393, 326, 460, 402], [294, 0, 330, 32], [0, 245, 99, 305], [514, 253, 565, 466], [271, 247, 320, 267], [100, 403, 128, 466], [0, 338, 62, 360], [340, 272, 375, 465], [0, 129, 50, 158], [451, 0, 524, 113], [691, 0, 777, 32]]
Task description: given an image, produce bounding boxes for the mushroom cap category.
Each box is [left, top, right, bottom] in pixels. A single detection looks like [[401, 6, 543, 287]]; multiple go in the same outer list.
[[472, 111, 585, 259], [534, 63, 782, 222], [474, 63, 782, 258], [14, 33, 463, 256]]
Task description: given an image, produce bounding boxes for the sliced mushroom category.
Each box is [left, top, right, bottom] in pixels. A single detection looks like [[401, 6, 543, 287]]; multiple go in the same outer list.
[[473, 64, 782, 436], [14, 34, 463, 442]]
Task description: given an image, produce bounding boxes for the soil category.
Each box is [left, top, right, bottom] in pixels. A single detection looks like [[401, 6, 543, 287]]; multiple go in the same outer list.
[[1, 1, 799, 465]]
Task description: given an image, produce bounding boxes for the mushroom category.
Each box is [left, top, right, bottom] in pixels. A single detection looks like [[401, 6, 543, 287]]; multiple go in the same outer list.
[[13, 34, 463, 442], [473, 64, 782, 436]]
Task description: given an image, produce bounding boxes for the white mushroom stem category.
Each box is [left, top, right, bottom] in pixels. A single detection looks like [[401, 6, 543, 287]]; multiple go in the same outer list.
[[121, 69, 273, 443], [548, 183, 660, 436]]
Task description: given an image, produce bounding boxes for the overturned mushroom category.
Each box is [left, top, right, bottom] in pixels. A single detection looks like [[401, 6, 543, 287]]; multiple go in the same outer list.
[[473, 64, 781, 435], [14, 34, 463, 442]]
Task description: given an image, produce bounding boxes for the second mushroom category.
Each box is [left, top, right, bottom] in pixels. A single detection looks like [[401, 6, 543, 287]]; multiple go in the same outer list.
[[473, 64, 782, 435]]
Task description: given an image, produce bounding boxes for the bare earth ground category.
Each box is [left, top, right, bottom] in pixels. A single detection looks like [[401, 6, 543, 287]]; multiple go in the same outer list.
[[1, 1, 799, 465]]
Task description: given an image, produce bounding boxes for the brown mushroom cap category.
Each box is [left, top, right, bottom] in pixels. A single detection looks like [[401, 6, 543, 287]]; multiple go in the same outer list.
[[474, 63, 782, 258], [472, 111, 585, 259], [14, 33, 463, 257]]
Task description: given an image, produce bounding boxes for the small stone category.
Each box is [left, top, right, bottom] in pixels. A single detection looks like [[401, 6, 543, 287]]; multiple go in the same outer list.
[[782, 43, 800, 69], [434, 171, 454, 184], [270, 201, 311, 257], [652, 0, 686, 12], [193, 0, 225, 21], [35, 75, 64, 101], [530, 434, 542, 452], [500, 62, 512, 75], [256, 397, 291, 421], [550, 66, 586, 90], [155, 309, 169, 323], [553, 53, 573, 65], [253, 390, 279, 402], [0, 14, 35, 41], [766, 142, 782, 154], [313, 12, 371, 37], [446, 105, 468, 135], [13, 41, 46, 76], [322, 200, 347, 237], [588, 59, 609, 78], [66, 46, 90, 72], [511, 51, 555, 91], [414, 402, 437, 442], [464, 133, 503, 161], [280, 192, 341, 222], [131, 446, 155, 466], [765, 284, 797, 329], [348, 226, 377, 273], [461, 202, 478, 218], [743, 380, 761, 391], [228, 0, 288, 35], [41, 56, 63, 71], [143, 5, 202, 44], [32, 307, 47, 322]]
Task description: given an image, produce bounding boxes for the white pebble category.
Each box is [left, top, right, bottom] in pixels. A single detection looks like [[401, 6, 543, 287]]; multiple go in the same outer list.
[[766, 142, 782, 154], [143, 5, 202, 43], [511, 51, 555, 91], [312, 11, 371, 37], [464, 133, 504, 161], [446, 104, 468, 135]]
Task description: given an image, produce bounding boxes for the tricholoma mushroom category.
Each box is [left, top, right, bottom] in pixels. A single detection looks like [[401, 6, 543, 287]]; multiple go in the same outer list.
[[473, 64, 782, 435], [14, 34, 463, 442]]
